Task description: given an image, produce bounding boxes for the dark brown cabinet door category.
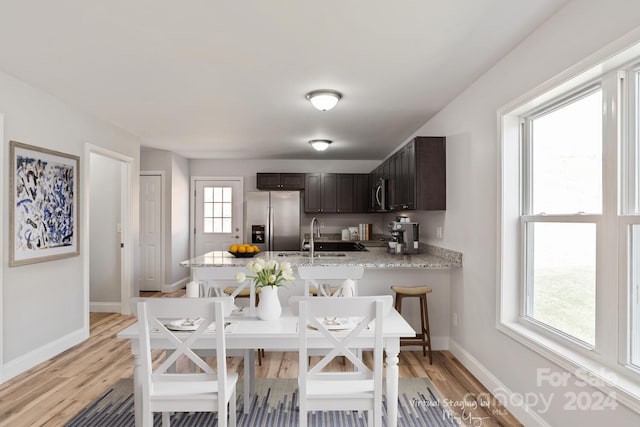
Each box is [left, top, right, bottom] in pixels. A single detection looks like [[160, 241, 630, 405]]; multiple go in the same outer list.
[[404, 141, 416, 209], [304, 174, 322, 212], [279, 173, 305, 190], [415, 137, 446, 210], [304, 173, 337, 213], [257, 173, 305, 190], [256, 173, 282, 190], [321, 173, 337, 213], [336, 174, 354, 213], [388, 153, 397, 210], [353, 174, 370, 213]]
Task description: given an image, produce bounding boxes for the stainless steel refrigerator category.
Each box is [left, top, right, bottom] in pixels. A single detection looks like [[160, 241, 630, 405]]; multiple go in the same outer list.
[[245, 191, 301, 251]]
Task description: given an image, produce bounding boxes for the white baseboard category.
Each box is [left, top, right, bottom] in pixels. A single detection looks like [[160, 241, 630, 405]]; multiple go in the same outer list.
[[162, 276, 189, 293], [449, 338, 551, 427], [89, 301, 121, 313], [2, 328, 87, 383]]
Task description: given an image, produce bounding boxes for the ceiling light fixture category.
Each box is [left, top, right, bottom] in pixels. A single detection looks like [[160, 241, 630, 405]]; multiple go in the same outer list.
[[305, 89, 342, 111], [309, 139, 332, 151]]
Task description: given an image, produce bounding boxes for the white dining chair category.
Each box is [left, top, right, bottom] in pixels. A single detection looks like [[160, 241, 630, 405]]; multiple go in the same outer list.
[[135, 297, 237, 427], [297, 265, 364, 297], [298, 296, 384, 427]]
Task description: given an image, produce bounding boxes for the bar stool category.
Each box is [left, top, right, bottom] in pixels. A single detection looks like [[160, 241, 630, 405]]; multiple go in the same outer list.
[[223, 286, 261, 304], [391, 285, 433, 364], [308, 285, 339, 296], [223, 287, 265, 365]]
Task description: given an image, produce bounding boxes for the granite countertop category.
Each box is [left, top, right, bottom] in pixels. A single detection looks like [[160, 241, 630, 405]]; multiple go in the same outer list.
[[181, 245, 462, 269]]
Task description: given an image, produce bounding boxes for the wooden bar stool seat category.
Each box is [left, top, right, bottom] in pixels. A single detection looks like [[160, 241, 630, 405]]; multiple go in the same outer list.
[[308, 285, 339, 296], [391, 285, 433, 364], [223, 286, 261, 304], [224, 286, 265, 365]]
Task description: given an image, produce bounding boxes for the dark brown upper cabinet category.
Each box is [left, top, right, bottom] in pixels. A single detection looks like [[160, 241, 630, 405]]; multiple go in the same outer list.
[[336, 174, 354, 213], [353, 174, 370, 213], [336, 174, 369, 213], [256, 173, 305, 190], [305, 173, 369, 214], [304, 173, 337, 213], [379, 136, 446, 211]]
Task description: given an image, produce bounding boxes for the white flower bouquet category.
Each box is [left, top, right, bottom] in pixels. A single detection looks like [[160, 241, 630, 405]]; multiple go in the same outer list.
[[234, 259, 295, 288]]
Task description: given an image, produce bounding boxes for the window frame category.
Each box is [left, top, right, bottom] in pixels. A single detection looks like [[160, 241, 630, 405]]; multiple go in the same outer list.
[[518, 84, 603, 350], [202, 185, 233, 234], [498, 41, 640, 411]]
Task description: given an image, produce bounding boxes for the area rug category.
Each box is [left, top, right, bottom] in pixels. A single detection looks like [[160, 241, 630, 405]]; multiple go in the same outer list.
[[66, 378, 459, 426]]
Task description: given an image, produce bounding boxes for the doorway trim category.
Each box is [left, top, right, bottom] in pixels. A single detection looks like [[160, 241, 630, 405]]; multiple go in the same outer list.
[[140, 171, 166, 292], [0, 114, 5, 382], [83, 144, 134, 329], [190, 176, 244, 260]]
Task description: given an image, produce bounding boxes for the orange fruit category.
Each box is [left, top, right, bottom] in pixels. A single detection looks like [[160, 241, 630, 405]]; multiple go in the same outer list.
[[237, 246, 247, 253], [246, 246, 255, 253], [252, 245, 260, 253], [229, 244, 238, 252]]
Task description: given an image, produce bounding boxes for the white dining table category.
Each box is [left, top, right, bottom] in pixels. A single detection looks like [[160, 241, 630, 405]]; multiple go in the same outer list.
[[117, 307, 414, 427]]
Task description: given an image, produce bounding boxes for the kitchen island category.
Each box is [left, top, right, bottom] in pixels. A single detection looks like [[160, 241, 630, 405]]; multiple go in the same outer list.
[[180, 245, 462, 269]]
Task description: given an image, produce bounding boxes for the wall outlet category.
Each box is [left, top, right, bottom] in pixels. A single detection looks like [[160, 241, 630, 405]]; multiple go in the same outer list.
[[452, 312, 458, 327], [436, 226, 443, 239]]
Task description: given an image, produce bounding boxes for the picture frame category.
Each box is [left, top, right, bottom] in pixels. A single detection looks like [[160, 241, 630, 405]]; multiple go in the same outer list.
[[9, 141, 80, 266]]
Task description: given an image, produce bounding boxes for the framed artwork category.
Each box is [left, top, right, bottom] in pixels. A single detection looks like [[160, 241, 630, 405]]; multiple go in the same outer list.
[[10, 141, 80, 266]]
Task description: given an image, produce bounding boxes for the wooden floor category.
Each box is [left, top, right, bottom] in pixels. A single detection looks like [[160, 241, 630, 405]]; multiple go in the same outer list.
[[0, 292, 522, 427]]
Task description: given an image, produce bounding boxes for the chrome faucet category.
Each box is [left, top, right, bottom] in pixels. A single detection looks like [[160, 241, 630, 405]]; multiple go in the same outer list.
[[310, 217, 320, 259]]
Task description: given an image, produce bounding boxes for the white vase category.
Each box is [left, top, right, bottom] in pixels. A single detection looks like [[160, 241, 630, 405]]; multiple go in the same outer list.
[[257, 286, 282, 320]]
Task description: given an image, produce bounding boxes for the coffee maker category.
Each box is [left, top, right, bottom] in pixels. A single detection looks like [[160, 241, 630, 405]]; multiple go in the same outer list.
[[388, 217, 420, 254]]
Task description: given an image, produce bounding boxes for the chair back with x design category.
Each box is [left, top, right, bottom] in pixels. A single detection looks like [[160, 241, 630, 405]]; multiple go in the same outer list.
[[135, 297, 237, 427], [298, 296, 384, 427], [297, 265, 364, 297]]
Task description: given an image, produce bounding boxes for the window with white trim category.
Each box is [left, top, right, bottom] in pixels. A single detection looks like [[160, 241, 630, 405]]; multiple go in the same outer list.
[[500, 45, 640, 405], [203, 186, 232, 233], [522, 88, 602, 347]]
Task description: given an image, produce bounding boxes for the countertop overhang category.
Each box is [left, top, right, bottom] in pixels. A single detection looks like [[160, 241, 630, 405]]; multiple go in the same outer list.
[[181, 246, 462, 269]]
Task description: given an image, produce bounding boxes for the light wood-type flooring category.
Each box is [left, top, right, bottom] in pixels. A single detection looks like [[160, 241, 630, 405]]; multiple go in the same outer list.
[[0, 291, 522, 426]]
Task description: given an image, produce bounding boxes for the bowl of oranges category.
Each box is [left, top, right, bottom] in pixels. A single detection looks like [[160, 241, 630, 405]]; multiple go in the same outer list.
[[228, 244, 261, 258]]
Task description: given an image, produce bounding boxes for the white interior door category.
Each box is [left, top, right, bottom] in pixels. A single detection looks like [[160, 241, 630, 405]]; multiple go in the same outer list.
[[139, 174, 163, 291], [194, 179, 243, 256]]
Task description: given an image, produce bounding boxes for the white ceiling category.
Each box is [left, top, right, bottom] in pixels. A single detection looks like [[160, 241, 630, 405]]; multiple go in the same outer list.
[[0, 0, 567, 160]]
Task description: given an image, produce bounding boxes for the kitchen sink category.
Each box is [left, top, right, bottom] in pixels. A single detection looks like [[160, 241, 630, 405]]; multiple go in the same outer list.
[[301, 240, 368, 252], [277, 252, 347, 258], [308, 253, 347, 257]]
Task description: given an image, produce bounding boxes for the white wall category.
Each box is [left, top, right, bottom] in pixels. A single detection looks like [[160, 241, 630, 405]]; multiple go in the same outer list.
[[171, 154, 190, 284], [400, 0, 640, 425], [89, 153, 122, 303], [0, 70, 140, 381]]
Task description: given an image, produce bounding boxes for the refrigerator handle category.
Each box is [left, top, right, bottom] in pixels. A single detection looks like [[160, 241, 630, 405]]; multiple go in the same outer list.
[[268, 207, 274, 251]]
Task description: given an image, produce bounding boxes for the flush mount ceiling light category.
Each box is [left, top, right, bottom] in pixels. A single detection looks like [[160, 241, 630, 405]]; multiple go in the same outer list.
[[309, 139, 332, 151], [305, 89, 342, 111]]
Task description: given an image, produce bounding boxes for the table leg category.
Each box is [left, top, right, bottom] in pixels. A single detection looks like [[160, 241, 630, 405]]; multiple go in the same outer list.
[[243, 349, 256, 414], [385, 339, 400, 427]]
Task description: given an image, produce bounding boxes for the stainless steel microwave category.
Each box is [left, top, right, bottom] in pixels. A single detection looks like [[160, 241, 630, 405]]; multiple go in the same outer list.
[[373, 177, 388, 212]]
